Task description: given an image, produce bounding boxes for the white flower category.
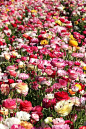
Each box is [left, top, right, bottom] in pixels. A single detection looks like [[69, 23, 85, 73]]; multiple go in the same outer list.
[[45, 94, 54, 100], [15, 111, 30, 121], [4, 117, 20, 128], [0, 124, 9, 129], [79, 74, 86, 83]]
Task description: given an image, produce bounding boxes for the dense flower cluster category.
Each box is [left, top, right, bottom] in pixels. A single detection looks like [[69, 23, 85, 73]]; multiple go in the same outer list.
[[0, 0, 86, 129]]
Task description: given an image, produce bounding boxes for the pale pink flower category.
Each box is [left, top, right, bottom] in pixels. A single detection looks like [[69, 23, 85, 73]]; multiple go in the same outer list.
[[18, 73, 29, 80], [52, 124, 70, 129], [53, 118, 65, 125], [31, 113, 39, 121]]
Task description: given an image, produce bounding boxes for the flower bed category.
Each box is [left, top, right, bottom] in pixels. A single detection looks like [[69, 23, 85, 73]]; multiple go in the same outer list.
[[0, 0, 86, 129]]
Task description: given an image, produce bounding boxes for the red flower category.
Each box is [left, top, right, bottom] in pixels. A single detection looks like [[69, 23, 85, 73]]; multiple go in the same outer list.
[[8, 79, 14, 84], [54, 91, 70, 101], [42, 98, 56, 108], [19, 100, 32, 112], [32, 105, 43, 112], [79, 126, 86, 129], [11, 23, 17, 28]]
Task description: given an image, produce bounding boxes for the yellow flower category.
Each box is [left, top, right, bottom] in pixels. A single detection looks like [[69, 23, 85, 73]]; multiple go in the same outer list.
[[40, 40, 48, 45], [55, 20, 62, 26], [53, 16, 57, 19], [83, 66, 86, 70], [20, 121, 33, 129], [54, 100, 73, 116], [69, 39, 78, 47], [6, 9, 10, 12], [70, 35, 75, 40], [31, 10, 37, 13], [75, 83, 82, 90]]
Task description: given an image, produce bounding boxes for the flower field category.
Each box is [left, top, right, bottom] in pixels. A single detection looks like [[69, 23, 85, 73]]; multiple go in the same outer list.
[[0, 0, 86, 129]]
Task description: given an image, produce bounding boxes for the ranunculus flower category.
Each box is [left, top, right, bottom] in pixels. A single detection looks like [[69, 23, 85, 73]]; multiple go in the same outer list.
[[31, 113, 39, 121], [19, 100, 32, 112], [54, 100, 74, 116], [20, 121, 33, 129], [79, 126, 86, 129], [0, 123, 9, 129], [54, 91, 69, 101], [32, 105, 43, 112], [42, 98, 56, 108], [15, 111, 30, 121], [4, 53, 10, 60], [9, 70, 17, 77], [69, 39, 78, 47], [8, 79, 14, 84], [11, 124, 25, 129], [53, 118, 65, 125], [15, 82, 29, 96], [1, 84, 10, 95], [2, 98, 16, 109], [4, 117, 20, 128], [18, 73, 29, 80], [52, 124, 70, 129]]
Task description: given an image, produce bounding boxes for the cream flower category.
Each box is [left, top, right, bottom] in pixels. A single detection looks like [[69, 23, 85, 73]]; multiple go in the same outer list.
[[15, 111, 30, 121], [54, 100, 74, 116]]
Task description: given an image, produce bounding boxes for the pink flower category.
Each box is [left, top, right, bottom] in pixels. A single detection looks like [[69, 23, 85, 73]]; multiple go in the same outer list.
[[11, 124, 25, 129], [31, 113, 39, 121], [72, 53, 84, 58], [2, 98, 17, 109], [52, 124, 70, 129], [6, 65, 16, 71], [53, 118, 65, 125], [45, 69, 53, 75], [68, 70, 78, 80], [59, 79, 67, 87], [9, 70, 17, 77], [18, 73, 29, 80]]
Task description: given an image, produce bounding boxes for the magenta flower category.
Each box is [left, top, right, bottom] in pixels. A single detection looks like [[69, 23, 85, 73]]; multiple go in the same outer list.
[[11, 124, 25, 129]]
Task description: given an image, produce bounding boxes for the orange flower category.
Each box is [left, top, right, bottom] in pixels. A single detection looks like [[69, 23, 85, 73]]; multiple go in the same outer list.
[[20, 121, 33, 129], [82, 18, 85, 21], [69, 89, 76, 95], [83, 66, 86, 70], [69, 39, 78, 47]]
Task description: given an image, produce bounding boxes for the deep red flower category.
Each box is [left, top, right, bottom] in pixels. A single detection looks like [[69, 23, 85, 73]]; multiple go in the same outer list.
[[54, 91, 70, 101], [8, 79, 14, 84], [19, 100, 32, 112]]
